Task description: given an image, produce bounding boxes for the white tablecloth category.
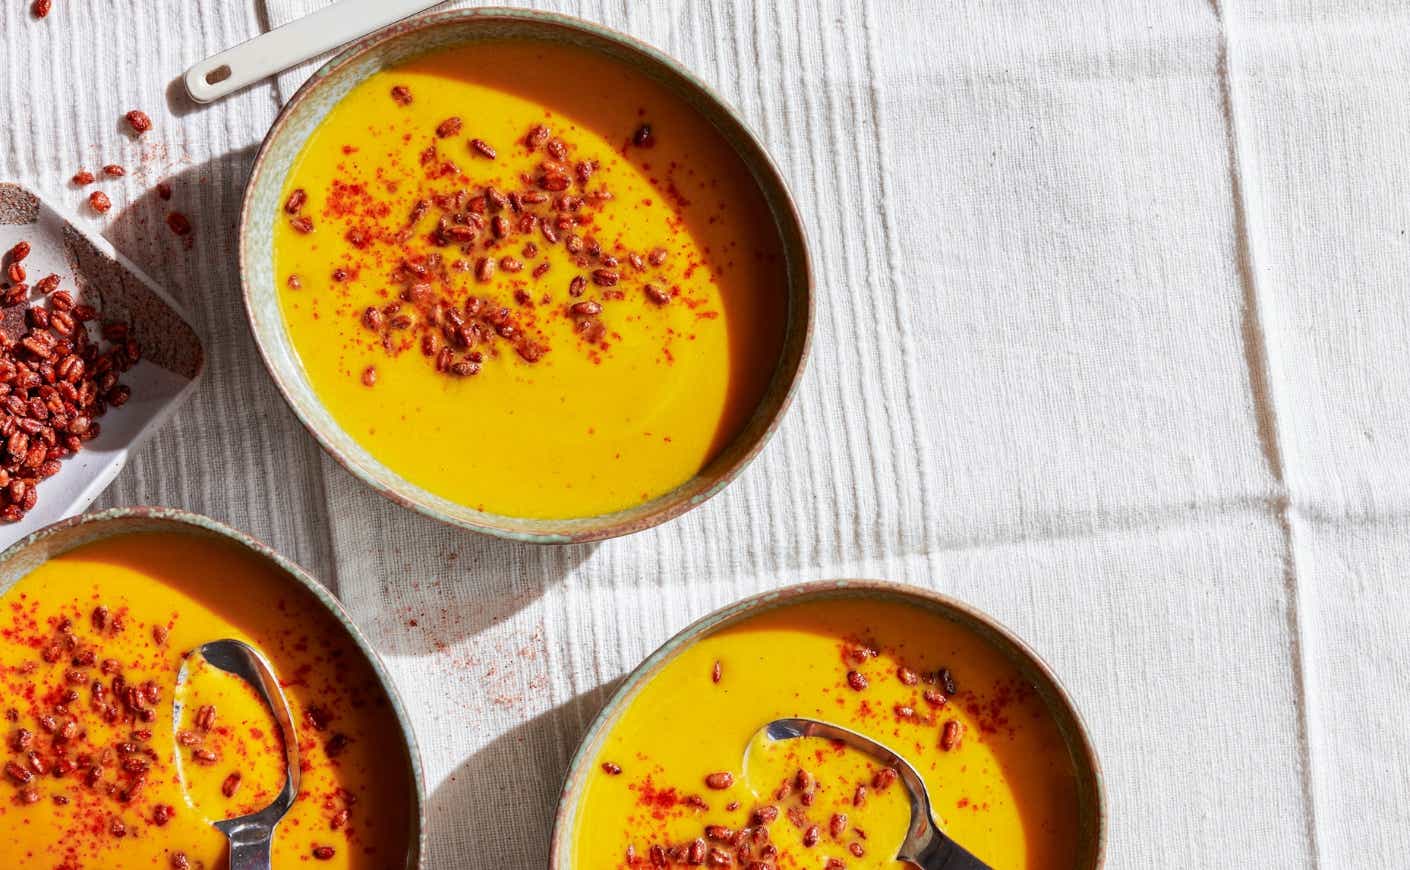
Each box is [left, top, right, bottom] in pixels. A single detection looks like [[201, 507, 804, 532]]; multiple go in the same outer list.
[[4, 0, 1408, 865]]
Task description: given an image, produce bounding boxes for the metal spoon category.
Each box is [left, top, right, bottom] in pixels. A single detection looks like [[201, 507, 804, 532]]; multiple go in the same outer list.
[[174, 640, 302, 870], [750, 718, 992, 870]]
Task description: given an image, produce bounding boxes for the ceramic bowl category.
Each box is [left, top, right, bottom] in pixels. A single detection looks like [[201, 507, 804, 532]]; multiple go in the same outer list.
[[549, 579, 1107, 868], [0, 507, 426, 868], [0, 183, 204, 550], [239, 8, 812, 544]]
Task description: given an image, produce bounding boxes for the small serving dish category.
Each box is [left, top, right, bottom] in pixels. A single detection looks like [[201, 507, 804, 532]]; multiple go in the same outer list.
[[240, 8, 812, 544], [0, 507, 426, 867], [0, 183, 203, 549], [550, 580, 1106, 868]]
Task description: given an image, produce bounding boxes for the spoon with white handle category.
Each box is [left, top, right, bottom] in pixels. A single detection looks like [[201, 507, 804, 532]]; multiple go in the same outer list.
[[750, 718, 992, 870], [174, 640, 302, 870], [183, 0, 444, 103]]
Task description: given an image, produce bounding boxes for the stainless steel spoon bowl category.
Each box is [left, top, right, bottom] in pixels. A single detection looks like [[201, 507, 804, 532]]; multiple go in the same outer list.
[[752, 717, 992, 870], [175, 639, 302, 870]]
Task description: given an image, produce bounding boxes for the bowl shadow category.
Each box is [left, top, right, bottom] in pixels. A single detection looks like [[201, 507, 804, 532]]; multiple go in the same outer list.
[[93, 148, 346, 582], [426, 677, 619, 866], [317, 460, 599, 657]]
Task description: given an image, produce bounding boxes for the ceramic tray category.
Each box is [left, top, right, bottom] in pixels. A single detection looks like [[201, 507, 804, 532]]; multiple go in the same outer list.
[[0, 182, 203, 549]]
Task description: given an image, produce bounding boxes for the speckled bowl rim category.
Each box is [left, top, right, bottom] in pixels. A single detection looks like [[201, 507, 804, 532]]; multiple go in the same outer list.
[[548, 579, 1108, 868], [239, 7, 814, 545], [0, 507, 427, 868]]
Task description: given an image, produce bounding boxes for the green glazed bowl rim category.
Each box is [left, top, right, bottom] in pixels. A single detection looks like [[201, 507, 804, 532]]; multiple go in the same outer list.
[[548, 579, 1108, 868], [239, 7, 814, 544], [0, 507, 427, 868]]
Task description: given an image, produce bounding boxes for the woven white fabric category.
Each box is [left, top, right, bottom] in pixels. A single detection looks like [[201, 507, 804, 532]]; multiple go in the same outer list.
[[3, 0, 1408, 866]]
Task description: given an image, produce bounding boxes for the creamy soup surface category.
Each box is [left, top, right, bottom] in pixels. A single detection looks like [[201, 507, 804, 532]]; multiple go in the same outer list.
[[0, 532, 413, 869], [273, 39, 788, 519], [570, 598, 1084, 869]]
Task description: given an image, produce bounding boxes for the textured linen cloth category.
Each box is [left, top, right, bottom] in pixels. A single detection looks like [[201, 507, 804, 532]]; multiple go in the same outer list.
[[3, 0, 1408, 866]]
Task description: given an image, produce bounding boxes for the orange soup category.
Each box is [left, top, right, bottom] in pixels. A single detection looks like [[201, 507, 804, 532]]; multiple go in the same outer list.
[[569, 597, 1084, 869], [272, 39, 789, 519], [0, 532, 414, 869]]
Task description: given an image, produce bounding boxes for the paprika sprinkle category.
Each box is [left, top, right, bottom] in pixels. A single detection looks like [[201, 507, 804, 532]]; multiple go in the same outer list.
[[0, 532, 414, 868]]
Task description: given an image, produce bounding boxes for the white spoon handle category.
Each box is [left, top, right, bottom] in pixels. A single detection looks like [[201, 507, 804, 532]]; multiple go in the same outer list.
[[183, 0, 443, 104]]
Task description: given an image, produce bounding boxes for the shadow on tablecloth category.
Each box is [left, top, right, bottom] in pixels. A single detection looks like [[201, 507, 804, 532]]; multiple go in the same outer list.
[[428, 676, 622, 866]]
